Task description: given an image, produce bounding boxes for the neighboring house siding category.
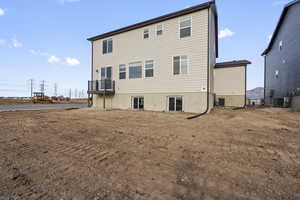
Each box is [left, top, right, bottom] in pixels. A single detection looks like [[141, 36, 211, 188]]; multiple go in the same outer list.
[[208, 7, 217, 109], [214, 66, 246, 107], [92, 9, 209, 94], [265, 2, 300, 104]]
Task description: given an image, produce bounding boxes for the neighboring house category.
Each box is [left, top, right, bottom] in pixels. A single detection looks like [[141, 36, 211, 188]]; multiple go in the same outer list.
[[87, 1, 249, 113], [214, 60, 251, 107], [262, 0, 300, 109]]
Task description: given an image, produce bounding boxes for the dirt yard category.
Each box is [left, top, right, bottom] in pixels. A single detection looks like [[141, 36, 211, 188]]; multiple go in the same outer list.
[[0, 98, 87, 105], [0, 108, 299, 200]]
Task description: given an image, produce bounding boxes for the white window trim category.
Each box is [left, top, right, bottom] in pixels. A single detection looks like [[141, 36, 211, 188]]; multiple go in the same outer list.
[[100, 66, 113, 79], [129, 61, 143, 79], [103, 38, 113, 54], [156, 24, 164, 36], [131, 96, 144, 110], [119, 64, 126, 80], [144, 59, 154, 78], [143, 28, 150, 39], [167, 96, 184, 112], [279, 40, 283, 51], [179, 16, 192, 39], [172, 56, 189, 75]]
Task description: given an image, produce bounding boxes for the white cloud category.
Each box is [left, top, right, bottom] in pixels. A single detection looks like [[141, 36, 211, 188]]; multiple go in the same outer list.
[[0, 8, 5, 16], [272, 1, 288, 6], [65, 57, 80, 66], [12, 39, 23, 48], [0, 39, 5, 46], [218, 28, 235, 39], [59, 0, 80, 4], [29, 49, 50, 57], [48, 56, 61, 63]]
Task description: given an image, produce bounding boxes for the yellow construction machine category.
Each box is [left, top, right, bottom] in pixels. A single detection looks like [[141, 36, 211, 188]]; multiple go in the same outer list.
[[32, 92, 53, 104]]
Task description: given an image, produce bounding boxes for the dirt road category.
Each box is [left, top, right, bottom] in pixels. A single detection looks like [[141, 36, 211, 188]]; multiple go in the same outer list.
[[0, 108, 299, 200]]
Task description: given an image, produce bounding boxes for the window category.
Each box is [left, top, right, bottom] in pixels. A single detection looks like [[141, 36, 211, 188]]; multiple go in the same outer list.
[[100, 66, 112, 89], [168, 96, 183, 112], [129, 62, 142, 79], [156, 24, 163, 36], [132, 97, 144, 110], [144, 28, 149, 39], [180, 18, 191, 38], [275, 70, 279, 77], [218, 98, 225, 107], [279, 40, 283, 51], [119, 64, 126, 80], [103, 39, 113, 54], [100, 66, 112, 80], [173, 56, 188, 75], [145, 60, 154, 77]]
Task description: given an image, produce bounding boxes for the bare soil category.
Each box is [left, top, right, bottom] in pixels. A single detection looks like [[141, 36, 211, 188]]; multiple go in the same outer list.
[[0, 98, 87, 105], [0, 108, 299, 200]]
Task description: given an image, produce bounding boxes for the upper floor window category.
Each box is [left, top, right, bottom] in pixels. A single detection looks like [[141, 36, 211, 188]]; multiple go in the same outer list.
[[145, 60, 154, 77], [173, 56, 188, 75], [103, 39, 113, 54], [156, 24, 163, 36], [119, 64, 126, 80], [180, 18, 191, 38], [144, 28, 149, 39], [279, 40, 283, 51], [129, 62, 142, 79]]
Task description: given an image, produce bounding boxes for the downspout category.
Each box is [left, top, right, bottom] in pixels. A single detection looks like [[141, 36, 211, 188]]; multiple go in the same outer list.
[[264, 55, 266, 105], [243, 65, 247, 107], [90, 41, 94, 107], [187, 8, 211, 120]]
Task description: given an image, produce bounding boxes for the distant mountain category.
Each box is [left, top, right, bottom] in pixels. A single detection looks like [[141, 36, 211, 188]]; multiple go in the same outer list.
[[247, 87, 264, 99]]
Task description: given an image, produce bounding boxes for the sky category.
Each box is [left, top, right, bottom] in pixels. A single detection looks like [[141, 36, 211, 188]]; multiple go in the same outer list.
[[0, 0, 291, 97]]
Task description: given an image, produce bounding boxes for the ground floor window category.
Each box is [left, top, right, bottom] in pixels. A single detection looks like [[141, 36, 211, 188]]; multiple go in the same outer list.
[[168, 96, 183, 112], [218, 98, 225, 107], [132, 97, 144, 110]]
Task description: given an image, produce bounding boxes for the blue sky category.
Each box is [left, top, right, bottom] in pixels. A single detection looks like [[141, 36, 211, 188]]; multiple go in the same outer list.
[[0, 0, 291, 97]]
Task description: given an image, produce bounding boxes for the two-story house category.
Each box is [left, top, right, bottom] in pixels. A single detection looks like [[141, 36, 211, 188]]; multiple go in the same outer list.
[[87, 1, 250, 114], [262, 0, 300, 109]]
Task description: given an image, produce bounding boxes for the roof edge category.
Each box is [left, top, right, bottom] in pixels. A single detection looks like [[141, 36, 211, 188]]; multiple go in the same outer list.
[[262, 0, 300, 55], [87, 1, 215, 41], [215, 60, 251, 68]]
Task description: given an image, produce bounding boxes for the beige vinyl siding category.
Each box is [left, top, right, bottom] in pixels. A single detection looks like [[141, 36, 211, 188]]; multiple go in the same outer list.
[[214, 66, 246, 96], [92, 9, 209, 94]]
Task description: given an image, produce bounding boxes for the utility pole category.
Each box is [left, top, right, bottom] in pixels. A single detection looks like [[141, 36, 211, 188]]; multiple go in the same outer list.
[[40, 80, 46, 93], [29, 79, 34, 98], [75, 89, 78, 99], [54, 83, 58, 97], [69, 88, 72, 99]]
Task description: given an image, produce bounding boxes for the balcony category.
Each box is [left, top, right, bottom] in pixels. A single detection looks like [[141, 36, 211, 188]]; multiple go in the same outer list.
[[88, 80, 115, 95]]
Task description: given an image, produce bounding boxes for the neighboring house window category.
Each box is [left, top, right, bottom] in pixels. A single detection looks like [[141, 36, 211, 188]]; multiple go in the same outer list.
[[129, 62, 142, 79], [180, 18, 191, 38], [145, 60, 154, 77], [168, 96, 183, 112], [279, 41, 283, 51], [144, 28, 149, 39], [275, 70, 279, 79], [132, 96, 144, 110], [173, 56, 188, 75], [156, 24, 163, 36], [103, 39, 113, 54], [119, 64, 126, 80]]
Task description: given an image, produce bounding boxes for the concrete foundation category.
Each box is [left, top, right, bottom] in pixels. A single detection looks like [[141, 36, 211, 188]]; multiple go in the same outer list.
[[92, 92, 213, 113]]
